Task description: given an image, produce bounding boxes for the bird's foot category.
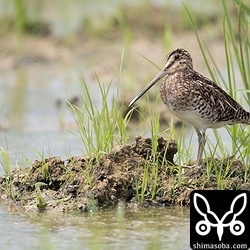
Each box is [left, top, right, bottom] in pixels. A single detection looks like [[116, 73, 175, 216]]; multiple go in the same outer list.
[[181, 165, 197, 169], [171, 161, 203, 170], [180, 162, 202, 169]]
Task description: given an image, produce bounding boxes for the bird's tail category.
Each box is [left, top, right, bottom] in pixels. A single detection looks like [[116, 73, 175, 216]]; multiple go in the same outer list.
[[227, 110, 250, 125], [245, 111, 250, 125], [235, 110, 250, 125]]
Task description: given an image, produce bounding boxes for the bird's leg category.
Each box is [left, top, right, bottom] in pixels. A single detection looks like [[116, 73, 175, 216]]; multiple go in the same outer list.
[[195, 128, 206, 168]]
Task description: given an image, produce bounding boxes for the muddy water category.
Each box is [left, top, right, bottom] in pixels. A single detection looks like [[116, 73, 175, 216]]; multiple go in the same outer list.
[[0, 204, 190, 250]]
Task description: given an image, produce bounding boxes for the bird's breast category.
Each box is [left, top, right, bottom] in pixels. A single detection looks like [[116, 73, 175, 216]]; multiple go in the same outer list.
[[160, 76, 191, 113]]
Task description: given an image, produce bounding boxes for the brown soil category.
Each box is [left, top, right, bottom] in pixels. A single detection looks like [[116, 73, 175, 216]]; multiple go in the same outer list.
[[0, 136, 249, 212]]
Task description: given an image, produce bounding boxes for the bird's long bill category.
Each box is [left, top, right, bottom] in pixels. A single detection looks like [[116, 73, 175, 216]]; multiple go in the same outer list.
[[128, 68, 167, 107]]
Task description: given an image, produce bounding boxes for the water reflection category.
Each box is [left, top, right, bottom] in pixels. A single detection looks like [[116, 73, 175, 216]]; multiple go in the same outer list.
[[0, 204, 190, 250]]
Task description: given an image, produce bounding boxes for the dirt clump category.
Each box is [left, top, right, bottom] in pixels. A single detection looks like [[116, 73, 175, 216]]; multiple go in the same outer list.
[[0, 136, 249, 212]]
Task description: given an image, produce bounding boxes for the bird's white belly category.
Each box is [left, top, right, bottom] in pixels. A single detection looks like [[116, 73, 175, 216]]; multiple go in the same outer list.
[[167, 106, 225, 130]]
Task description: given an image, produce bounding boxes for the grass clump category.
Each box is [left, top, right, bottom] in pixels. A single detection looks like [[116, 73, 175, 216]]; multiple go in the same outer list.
[[0, 147, 15, 200], [0, 147, 11, 176], [35, 182, 47, 211], [69, 75, 132, 164]]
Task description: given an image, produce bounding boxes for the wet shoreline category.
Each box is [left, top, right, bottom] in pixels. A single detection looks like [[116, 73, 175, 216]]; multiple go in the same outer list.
[[1, 136, 249, 212]]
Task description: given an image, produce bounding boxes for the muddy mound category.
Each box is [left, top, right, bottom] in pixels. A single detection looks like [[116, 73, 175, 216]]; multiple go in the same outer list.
[[0, 136, 249, 212]]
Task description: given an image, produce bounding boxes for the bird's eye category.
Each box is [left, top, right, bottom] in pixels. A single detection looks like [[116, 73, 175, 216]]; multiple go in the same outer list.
[[175, 54, 180, 60]]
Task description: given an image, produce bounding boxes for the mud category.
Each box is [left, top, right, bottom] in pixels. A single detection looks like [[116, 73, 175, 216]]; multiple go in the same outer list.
[[0, 136, 249, 212]]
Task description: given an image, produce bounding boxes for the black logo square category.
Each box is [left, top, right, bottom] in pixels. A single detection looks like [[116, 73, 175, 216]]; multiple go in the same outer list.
[[190, 190, 250, 250]]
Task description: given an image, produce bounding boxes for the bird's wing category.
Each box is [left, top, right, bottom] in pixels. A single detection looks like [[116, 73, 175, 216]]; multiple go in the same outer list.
[[193, 72, 244, 123]]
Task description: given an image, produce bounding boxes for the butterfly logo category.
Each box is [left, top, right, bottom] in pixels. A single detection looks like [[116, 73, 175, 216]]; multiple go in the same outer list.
[[193, 193, 247, 241]]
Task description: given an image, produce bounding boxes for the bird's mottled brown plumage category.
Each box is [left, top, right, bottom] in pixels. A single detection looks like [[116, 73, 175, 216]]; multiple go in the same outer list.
[[160, 50, 250, 129], [129, 48, 250, 167]]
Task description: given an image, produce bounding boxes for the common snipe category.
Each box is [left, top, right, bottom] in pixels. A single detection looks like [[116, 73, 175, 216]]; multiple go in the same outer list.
[[129, 48, 250, 168]]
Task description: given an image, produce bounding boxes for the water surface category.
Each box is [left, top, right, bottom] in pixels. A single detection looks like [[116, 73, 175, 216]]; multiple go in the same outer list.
[[0, 204, 190, 250]]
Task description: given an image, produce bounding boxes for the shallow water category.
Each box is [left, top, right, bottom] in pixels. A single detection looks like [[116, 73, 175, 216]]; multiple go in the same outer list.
[[0, 65, 119, 175], [0, 204, 190, 250], [0, 67, 86, 175]]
